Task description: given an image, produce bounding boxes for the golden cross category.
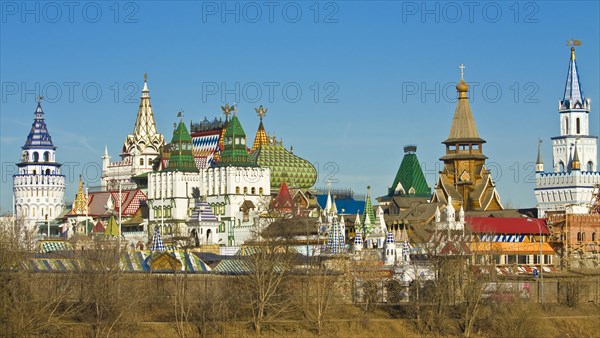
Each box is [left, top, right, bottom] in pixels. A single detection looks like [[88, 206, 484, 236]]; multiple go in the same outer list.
[[459, 64, 465, 80]]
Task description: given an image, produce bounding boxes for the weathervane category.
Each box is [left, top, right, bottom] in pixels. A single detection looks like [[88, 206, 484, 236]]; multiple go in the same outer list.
[[567, 38, 582, 46], [459, 64, 465, 80], [255, 105, 267, 120]]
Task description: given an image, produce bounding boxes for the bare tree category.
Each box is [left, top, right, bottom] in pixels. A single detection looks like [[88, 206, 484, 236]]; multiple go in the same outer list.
[[240, 237, 296, 334]]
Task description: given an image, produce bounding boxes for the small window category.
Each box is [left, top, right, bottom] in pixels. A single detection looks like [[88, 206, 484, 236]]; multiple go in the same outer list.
[[43, 151, 50, 162], [45, 169, 50, 175], [140, 158, 144, 166], [565, 117, 569, 134], [587, 161, 594, 172], [33, 152, 39, 162], [243, 187, 248, 194], [259, 187, 264, 195], [592, 233, 596, 242], [576, 118, 581, 134], [235, 186, 240, 194], [559, 161, 565, 173], [251, 187, 256, 194]]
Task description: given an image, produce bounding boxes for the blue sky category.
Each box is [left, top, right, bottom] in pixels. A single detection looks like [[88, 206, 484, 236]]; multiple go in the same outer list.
[[1, 1, 599, 212]]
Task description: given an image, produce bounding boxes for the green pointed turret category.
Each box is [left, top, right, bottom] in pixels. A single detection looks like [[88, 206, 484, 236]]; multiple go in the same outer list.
[[219, 113, 254, 166], [362, 186, 375, 233], [388, 145, 431, 196], [166, 120, 198, 172]]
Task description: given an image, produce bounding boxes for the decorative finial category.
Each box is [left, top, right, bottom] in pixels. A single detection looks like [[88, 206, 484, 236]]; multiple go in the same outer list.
[[221, 103, 233, 118], [459, 64, 465, 80], [38, 96, 43, 104], [255, 105, 267, 120], [144, 73, 148, 82], [177, 111, 183, 119]]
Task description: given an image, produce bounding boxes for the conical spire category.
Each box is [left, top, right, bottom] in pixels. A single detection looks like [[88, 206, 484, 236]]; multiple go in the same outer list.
[[150, 225, 165, 252], [536, 139, 544, 173], [23, 101, 56, 150], [561, 47, 586, 110], [445, 77, 484, 143], [251, 105, 269, 152], [124, 75, 164, 155], [572, 142, 581, 171], [72, 175, 87, 214], [362, 186, 375, 233]]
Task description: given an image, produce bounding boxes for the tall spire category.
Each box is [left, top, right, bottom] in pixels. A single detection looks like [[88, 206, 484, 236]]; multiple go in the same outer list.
[[536, 139, 544, 173], [251, 105, 269, 152], [561, 46, 587, 110], [124, 74, 164, 155], [445, 68, 484, 143]]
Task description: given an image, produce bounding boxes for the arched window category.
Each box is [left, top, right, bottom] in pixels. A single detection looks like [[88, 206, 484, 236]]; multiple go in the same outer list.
[[577, 232, 581, 241], [251, 187, 256, 194], [582, 232, 586, 241], [259, 187, 264, 195], [576, 118, 581, 134], [43, 151, 50, 162], [559, 161, 565, 172], [33, 152, 39, 162], [45, 169, 50, 175], [140, 158, 144, 166], [592, 233, 596, 242], [564, 117, 569, 134], [32, 208, 36, 217], [235, 186, 240, 194], [588, 161, 594, 172], [243, 187, 248, 194]]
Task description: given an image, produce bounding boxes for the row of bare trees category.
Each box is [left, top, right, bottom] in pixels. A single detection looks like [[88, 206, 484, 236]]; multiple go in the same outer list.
[[2, 214, 598, 337]]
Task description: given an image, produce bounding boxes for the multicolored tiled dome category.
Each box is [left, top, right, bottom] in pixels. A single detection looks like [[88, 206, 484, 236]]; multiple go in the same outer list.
[[250, 141, 317, 190]]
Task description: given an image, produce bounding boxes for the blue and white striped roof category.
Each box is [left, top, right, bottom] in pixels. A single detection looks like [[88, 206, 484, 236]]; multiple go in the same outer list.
[[23, 103, 56, 150]]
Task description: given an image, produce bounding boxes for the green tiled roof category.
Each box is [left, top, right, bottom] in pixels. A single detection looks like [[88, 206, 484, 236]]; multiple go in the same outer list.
[[167, 121, 198, 172], [219, 115, 253, 166], [249, 143, 317, 190], [389, 149, 431, 197]]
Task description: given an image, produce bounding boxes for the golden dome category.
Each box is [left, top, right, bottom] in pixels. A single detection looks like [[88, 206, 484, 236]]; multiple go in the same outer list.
[[456, 79, 469, 93], [456, 79, 469, 99]]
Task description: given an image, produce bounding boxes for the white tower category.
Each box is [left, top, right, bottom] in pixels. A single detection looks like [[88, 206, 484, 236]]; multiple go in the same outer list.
[[535, 46, 600, 216], [551, 47, 596, 173], [13, 102, 65, 231]]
